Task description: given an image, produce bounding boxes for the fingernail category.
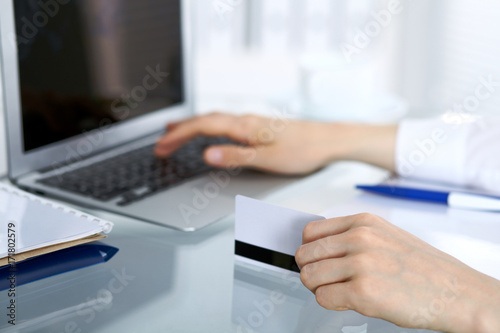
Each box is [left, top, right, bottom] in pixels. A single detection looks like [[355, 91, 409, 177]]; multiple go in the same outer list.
[[206, 148, 223, 164]]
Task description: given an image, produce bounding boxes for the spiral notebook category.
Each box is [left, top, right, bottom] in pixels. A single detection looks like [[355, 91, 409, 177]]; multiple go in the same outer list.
[[0, 184, 114, 266]]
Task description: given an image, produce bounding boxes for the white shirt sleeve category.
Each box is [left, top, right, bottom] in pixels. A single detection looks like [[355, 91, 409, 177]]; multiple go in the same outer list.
[[395, 116, 500, 194]]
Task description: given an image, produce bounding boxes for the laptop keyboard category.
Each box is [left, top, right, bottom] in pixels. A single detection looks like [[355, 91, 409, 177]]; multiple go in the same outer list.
[[37, 136, 233, 206]]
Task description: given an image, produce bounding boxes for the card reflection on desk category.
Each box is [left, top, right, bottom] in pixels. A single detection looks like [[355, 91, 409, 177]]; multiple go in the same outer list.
[[0, 243, 118, 291], [231, 261, 438, 333]]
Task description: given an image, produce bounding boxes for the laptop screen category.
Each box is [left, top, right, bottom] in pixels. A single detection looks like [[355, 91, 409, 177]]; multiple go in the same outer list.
[[14, 0, 184, 152]]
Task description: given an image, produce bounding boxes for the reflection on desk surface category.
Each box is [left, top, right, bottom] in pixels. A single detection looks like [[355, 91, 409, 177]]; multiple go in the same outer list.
[[0, 234, 176, 333], [232, 261, 437, 333], [1, 163, 495, 332]]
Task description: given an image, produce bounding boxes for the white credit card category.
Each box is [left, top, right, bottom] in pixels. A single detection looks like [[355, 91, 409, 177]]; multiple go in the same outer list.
[[235, 195, 325, 272]]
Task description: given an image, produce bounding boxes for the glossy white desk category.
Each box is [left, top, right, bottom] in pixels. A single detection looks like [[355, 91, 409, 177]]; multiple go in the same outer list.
[[1, 162, 499, 333]]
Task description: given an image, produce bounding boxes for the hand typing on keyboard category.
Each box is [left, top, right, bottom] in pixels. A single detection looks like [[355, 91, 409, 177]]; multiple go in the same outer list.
[[38, 136, 234, 206], [154, 112, 397, 175]]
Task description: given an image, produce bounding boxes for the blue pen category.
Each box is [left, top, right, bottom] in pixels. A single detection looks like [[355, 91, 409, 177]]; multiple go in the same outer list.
[[356, 185, 500, 212]]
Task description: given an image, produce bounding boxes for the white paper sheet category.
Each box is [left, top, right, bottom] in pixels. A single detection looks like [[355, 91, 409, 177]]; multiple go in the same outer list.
[[0, 184, 113, 258]]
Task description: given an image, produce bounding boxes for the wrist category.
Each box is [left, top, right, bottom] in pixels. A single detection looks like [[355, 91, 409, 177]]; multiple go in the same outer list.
[[443, 272, 500, 333], [468, 275, 500, 333], [323, 122, 398, 172]]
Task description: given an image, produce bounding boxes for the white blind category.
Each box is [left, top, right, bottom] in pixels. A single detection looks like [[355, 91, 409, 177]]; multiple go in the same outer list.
[[438, 0, 500, 116], [193, 0, 383, 56]]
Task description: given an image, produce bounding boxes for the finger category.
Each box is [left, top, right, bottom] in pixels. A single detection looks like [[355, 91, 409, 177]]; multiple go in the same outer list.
[[166, 121, 181, 131], [154, 113, 257, 157], [155, 114, 234, 157], [295, 235, 347, 269], [314, 282, 356, 311], [301, 216, 356, 245], [204, 145, 258, 169], [300, 257, 352, 293], [203, 144, 291, 173], [302, 213, 378, 244]]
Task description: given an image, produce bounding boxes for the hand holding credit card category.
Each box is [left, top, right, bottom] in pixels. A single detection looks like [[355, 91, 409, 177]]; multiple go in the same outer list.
[[234, 195, 325, 272]]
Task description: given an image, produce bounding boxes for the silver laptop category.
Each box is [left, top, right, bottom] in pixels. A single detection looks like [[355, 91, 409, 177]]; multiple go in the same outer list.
[[0, 0, 294, 231]]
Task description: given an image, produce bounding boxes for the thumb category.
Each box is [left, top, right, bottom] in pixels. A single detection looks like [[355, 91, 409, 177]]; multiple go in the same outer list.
[[204, 145, 263, 169]]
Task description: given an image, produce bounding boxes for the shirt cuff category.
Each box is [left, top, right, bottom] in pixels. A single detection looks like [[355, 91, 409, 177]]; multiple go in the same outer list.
[[395, 117, 469, 186]]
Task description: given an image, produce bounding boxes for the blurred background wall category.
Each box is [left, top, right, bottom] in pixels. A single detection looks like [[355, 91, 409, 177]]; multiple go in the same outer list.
[[192, 0, 500, 120], [1, 0, 500, 176]]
